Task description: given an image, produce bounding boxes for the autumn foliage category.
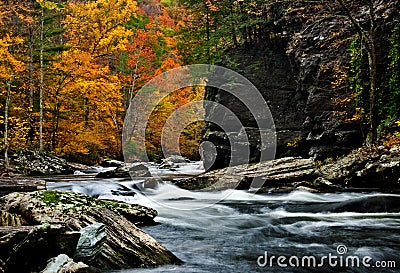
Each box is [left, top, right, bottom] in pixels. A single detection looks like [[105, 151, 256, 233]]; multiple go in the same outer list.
[[0, 0, 204, 163]]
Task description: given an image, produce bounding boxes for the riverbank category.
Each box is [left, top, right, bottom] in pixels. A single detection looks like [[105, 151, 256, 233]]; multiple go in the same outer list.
[[176, 144, 400, 193], [0, 150, 76, 176], [0, 190, 181, 273], [0, 144, 399, 272]]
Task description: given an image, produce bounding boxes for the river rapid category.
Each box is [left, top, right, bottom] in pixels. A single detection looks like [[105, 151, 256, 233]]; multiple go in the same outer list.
[[46, 163, 400, 273]]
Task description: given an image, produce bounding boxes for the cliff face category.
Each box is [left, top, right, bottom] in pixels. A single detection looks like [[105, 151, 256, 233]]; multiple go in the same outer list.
[[201, 1, 399, 170], [202, 39, 363, 170]]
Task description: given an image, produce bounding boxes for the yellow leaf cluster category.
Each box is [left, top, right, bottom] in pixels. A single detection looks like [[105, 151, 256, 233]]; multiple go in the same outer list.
[[64, 0, 137, 57], [0, 34, 24, 80]]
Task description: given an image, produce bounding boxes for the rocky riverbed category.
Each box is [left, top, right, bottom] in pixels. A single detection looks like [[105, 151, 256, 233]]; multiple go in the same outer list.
[[0, 146, 399, 272]]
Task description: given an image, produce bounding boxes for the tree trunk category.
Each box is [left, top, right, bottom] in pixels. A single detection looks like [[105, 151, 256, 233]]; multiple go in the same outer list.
[[39, 7, 44, 151], [84, 97, 89, 127], [367, 38, 378, 143], [230, 5, 238, 47], [335, 0, 379, 143], [4, 80, 11, 170], [29, 25, 34, 109], [205, 6, 210, 63], [51, 103, 61, 150]]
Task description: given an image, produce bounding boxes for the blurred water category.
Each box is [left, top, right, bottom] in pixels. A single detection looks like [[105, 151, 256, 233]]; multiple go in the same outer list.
[[47, 164, 400, 273]]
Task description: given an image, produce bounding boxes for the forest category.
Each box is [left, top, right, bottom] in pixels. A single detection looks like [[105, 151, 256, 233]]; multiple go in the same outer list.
[[1, 0, 399, 166], [0, 0, 200, 165]]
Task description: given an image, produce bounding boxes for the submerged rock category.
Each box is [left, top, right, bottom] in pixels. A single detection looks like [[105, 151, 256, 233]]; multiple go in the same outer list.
[[0, 191, 180, 272], [96, 163, 151, 178], [100, 159, 124, 168], [326, 195, 400, 213], [159, 155, 190, 169]]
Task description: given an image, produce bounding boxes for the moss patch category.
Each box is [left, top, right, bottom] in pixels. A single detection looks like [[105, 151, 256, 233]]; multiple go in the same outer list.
[[38, 190, 61, 205], [96, 199, 130, 209]]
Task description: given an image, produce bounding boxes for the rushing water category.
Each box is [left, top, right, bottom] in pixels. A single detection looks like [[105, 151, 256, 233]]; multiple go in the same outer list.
[[47, 164, 400, 273]]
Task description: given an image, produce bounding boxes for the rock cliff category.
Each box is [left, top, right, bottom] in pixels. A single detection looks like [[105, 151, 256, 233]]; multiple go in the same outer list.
[[201, 1, 399, 170]]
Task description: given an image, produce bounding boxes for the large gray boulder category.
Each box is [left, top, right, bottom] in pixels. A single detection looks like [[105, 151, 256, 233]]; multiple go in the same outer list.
[[177, 157, 320, 192]]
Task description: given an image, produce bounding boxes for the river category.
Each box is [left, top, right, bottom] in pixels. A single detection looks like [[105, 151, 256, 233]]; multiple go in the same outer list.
[[46, 163, 400, 273]]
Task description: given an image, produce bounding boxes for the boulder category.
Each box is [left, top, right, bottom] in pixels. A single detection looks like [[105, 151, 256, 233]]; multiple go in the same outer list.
[[67, 162, 90, 172], [41, 254, 99, 273], [11, 150, 74, 176], [164, 155, 190, 163], [129, 163, 152, 178], [74, 223, 106, 261], [177, 157, 318, 192], [0, 225, 81, 273], [96, 163, 151, 178], [317, 145, 400, 189], [159, 155, 190, 170], [100, 159, 124, 168], [350, 154, 400, 189], [0, 191, 180, 272]]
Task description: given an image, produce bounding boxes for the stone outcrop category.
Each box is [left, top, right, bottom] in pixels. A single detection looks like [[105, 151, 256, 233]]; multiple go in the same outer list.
[[317, 145, 400, 189], [0, 191, 180, 272], [177, 157, 323, 193], [201, 46, 363, 170], [179, 145, 400, 193]]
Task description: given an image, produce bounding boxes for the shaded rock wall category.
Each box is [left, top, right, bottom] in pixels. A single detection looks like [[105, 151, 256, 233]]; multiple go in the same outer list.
[[202, 44, 362, 170], [201, 1, 399, 170]]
